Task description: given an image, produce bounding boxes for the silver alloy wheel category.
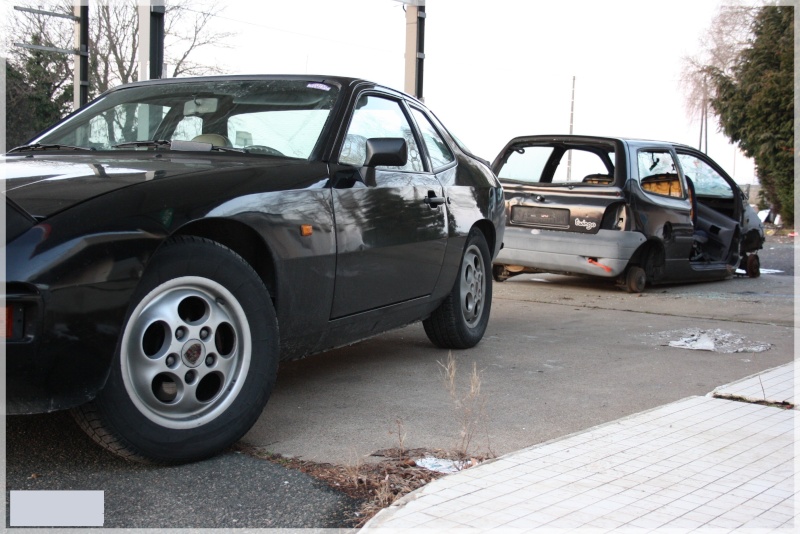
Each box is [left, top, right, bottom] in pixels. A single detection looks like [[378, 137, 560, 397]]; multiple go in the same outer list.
[[459, 244, 486, 327], [119, 276, 251, 429]]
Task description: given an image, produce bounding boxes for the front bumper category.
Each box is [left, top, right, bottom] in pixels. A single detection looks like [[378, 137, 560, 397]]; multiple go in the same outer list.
[[494, 227, 646, 278], [4, 283, 123, 414]]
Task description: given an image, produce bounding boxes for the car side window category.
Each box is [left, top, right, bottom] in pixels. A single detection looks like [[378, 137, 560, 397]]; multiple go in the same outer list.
[[637, 150, 684, 198], [677, 153, 734, 199], [340, 94, 423, 172], [410, 107, 454, 170]]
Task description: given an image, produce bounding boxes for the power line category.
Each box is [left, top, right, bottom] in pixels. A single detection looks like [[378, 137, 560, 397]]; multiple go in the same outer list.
[[179, 5, 399, 54]]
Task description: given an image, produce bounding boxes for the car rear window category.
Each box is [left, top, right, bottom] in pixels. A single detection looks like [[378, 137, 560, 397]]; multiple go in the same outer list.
[[497, 145, 614, 185]]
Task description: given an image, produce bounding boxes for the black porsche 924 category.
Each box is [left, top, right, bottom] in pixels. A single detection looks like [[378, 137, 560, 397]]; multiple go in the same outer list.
[[3, 75, 505, 463]]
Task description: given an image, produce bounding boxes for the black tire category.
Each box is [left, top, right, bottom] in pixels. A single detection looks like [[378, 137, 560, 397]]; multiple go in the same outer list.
[[423, 229, 492, 349], [746, 254, 761, 278], [625, 265, 647, 293], [72, 236, 279, 463]]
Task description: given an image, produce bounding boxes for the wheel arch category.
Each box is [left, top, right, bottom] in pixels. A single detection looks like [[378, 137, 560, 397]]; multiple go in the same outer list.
[[629, 238, 666, 282], [171, 218, 279, 307], [472, 219, 497, 257]]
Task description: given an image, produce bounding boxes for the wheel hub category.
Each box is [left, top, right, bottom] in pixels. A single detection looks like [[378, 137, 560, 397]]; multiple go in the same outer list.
[[121, 276, 251, 429], [181, 340, 206, 368]]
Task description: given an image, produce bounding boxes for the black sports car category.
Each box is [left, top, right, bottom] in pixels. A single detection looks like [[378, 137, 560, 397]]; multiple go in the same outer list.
[[3, 75, 505, 463]]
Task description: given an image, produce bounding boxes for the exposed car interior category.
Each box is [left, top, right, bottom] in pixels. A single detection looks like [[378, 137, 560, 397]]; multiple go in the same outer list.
[[678, 152, 741, 264]]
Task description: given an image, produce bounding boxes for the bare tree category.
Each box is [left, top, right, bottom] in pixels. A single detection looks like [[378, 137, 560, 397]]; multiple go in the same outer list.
[[4, 0, 233, 109], [164, 2, 231, 77], [680, 2, 759, 149]]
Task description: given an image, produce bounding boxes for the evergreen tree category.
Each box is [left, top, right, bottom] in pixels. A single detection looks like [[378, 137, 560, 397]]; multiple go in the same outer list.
[[710, 6, 794, 224]]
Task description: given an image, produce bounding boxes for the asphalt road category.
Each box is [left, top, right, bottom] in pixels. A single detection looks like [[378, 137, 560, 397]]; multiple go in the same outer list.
[[5, 411, 360, 528], [5, 234, 794, 528]]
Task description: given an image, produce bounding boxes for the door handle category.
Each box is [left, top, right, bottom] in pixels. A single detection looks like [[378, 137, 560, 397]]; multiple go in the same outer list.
[[424, 190, 446, 208]]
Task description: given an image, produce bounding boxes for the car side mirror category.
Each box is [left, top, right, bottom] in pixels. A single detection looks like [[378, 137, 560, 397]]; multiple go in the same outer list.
[[364, 138, 407, 167]]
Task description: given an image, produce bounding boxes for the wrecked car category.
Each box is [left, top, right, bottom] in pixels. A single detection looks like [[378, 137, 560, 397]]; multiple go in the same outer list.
[[491, 135, 764, 292], [3, 75, 505, 463]]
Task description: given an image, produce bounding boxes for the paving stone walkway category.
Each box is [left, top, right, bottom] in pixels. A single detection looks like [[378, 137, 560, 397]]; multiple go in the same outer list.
[[363, 362, 796, 532]]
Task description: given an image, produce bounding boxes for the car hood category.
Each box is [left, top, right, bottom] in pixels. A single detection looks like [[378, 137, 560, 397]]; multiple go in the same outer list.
[[2, 153, 307, 218]]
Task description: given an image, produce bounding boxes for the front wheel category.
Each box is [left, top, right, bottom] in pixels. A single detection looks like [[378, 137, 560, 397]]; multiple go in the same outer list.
[[72, 236, 279, 463], [746, 254, 761, 278], [424, 229, 492, 349]]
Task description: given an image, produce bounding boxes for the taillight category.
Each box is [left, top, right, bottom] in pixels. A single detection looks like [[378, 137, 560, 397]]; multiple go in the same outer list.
[[2, 304, 24, 340], [2, 305, 11, 339]]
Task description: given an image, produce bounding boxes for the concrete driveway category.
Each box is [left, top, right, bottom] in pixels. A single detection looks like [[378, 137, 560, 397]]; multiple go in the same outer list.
[[242, 266, 794, 465]]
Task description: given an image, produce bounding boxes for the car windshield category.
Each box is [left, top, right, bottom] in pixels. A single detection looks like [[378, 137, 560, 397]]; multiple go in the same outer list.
[[33, 79, 341, 158]]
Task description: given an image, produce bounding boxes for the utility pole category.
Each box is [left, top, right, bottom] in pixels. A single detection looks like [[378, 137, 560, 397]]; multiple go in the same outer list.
[[138, 1, 165, 81], [74, 2, 89, 108], [567, 75, 576, 181], [402, 1, 426, 99]]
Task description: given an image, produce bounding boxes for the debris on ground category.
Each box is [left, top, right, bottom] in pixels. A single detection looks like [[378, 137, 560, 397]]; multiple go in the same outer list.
[[414, 456, 481, 474], [235, 444, 489, 528], [647, 328, 772, 353], [669, 332, 716, 351]]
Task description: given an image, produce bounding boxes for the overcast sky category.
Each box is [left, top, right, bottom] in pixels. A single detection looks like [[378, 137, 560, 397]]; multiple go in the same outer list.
[[200, 0, 758, 183], [2, 0, 759, 183]]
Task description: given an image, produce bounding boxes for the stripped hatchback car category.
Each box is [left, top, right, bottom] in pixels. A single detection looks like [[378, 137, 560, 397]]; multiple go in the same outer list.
[[491, 135, 763, 292], [4, 75, 505, 463]]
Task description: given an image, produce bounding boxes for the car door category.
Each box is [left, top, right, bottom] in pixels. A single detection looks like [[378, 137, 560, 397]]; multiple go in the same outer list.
[[674, 148, 743, 264], [330, 93, 448, 318], [629, 147, 694, 268]]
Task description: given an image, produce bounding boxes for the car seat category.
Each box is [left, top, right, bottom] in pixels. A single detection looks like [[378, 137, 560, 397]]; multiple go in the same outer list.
[[191, 134, 232, 147]]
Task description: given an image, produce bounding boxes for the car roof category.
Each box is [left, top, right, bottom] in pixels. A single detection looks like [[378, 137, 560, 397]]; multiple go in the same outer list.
[[502, 134, 695, 151], [100, 74, 420, 104]]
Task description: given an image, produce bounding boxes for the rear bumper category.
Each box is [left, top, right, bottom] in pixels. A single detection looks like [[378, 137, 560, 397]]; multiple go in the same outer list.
[[494, 227, 646, 278]]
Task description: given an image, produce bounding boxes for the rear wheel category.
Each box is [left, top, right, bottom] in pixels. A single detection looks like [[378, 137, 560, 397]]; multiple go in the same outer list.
[[73, 236, 279, 463], [625, 265, 647, 293], [424, 229, 492, 349]]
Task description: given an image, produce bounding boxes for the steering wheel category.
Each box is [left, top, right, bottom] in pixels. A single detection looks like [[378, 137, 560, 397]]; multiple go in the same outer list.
[[243, 145, 285, 156]]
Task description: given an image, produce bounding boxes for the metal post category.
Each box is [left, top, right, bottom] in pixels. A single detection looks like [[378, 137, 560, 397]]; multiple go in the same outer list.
[[73, 2, 89, 109], [404, 1, 425, 99], [139, 2, 165, 81], [415, 5, 425, 99], [150, 5, 165, 79], [138, 2, 151, 81]]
